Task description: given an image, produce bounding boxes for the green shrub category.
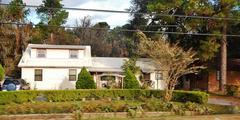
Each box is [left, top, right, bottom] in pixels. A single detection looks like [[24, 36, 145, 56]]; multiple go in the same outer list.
[[0, 90, 208, 105], [0, 91, 38, 105], [0, 64, 4, 81], [172, 90, 209, 104], [123, 69, 140, 89], [225, 85, 240, 96], [76, 67, 96, 89]]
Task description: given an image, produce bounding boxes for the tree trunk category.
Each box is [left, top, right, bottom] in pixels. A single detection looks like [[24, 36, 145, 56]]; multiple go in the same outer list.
[[164, 83, 174, 102], [219, 23, 227, 92], [14, 26, 21, 56], [50, 32, 55, 44]]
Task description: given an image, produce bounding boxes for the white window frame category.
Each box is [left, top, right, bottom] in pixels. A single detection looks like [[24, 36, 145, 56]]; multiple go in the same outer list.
[[69, 69, 77, 81], [69, 50, 78, 59], [37, 49, 46, 58], [155, 72, 163, 80]]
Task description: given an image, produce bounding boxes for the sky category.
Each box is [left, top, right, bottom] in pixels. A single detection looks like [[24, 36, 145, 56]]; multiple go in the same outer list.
[[2, 0, 132, 28]]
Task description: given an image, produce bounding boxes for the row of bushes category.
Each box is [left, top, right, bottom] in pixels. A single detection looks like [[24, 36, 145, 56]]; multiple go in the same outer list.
[[0, 99, 211, 115], [0, 90, 208, 105]]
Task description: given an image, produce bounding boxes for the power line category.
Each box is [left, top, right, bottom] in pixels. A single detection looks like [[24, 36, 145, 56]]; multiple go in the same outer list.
[[0, 3, 240, 21], [1, 22, 240, 37]]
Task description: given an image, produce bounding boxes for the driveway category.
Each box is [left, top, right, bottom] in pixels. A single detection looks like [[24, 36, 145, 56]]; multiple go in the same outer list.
[[208, 95, 240, 106]]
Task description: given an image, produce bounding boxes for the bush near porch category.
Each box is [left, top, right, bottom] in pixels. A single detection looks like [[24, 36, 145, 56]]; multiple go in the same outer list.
[[0, 90, 208, 105], [225, 85, 240, 97]]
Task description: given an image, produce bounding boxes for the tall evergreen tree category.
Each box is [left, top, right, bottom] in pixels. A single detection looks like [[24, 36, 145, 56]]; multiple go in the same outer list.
[[36, 0, 68, 44], [211, 0, 240, 91]]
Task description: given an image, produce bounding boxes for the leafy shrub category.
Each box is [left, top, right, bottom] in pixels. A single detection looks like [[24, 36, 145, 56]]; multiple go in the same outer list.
[[123, 69, 140, 89], [172, 90, 209, 104], [225, 85, 240, 96], [0, 64, 4, 81], [76, 67, 96, 89], [141, 98, 169, 111], [0, 90, 208, 105]]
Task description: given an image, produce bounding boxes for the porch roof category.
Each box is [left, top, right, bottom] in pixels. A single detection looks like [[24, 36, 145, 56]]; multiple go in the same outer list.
[[90, 57, 159, 73]]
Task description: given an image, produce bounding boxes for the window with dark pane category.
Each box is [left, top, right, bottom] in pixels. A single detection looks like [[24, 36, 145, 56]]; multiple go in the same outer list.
[[35, 69, 42, 81], [69, 69, 77, 81], [155, 72, 163, 80], [69, 50, 78, 59], [37, 49, 46, 58]]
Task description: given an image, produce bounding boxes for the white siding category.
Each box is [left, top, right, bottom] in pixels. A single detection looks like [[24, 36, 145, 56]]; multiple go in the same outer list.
[[46, 49, 69, 59], [21, 68, 82, 90], [150, 72, 165, 90]]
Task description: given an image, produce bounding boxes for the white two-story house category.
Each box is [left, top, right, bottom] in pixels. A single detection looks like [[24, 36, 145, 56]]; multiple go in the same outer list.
[[18, 44, 166, 90]]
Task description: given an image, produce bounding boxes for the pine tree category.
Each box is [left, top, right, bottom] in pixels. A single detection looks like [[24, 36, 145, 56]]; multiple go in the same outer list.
[[76, 67, 96, 89], [36, 0, 68, 44], [123, 68, 140, 89]]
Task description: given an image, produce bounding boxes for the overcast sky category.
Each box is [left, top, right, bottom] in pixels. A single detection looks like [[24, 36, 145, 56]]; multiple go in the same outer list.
[[2, 0, 132, 28]]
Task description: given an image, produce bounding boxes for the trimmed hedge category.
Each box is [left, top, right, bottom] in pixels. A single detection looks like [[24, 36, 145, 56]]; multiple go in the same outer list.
[[172, 90, 209, 104], [0, 90, 208, 105]]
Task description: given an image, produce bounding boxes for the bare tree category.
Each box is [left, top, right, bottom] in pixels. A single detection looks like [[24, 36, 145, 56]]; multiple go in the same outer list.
[[74, 16, 92, 44], [137, 31, 204, 101]]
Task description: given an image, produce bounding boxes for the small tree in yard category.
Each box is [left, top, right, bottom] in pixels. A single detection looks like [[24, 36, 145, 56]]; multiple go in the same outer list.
[[123, 68, 140, 89], [0, 64, 4, 81], [137, 31, 203, 101], [76, 67, 96, 89]]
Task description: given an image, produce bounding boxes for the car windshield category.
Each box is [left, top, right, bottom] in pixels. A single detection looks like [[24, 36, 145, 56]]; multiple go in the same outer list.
[[3, 78, 21, 85], [3, 79, 13, 85]]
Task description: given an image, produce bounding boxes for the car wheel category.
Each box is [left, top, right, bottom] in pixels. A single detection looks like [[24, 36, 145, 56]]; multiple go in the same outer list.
[[6, 83, 16, 91]]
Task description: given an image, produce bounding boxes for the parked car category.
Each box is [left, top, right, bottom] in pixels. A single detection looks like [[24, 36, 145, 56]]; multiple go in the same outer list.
[[1, 77, 30, 91]]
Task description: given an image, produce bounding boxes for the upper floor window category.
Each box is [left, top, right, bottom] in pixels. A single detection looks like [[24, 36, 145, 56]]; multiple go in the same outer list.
[[37, 49, 46, 58], [155, 72, 163, 80], [69, 50, 78, 59]]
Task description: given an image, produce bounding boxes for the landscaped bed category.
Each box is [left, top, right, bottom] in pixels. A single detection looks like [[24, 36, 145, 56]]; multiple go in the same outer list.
[[0, 89, 237, 118], [0, 99, 210, 115], [0, 90, 239, 119], [0, 99, 238, 116]]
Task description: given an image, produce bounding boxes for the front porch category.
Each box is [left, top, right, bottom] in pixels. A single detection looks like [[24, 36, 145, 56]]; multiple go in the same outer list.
[[91, 72, 124, 89]]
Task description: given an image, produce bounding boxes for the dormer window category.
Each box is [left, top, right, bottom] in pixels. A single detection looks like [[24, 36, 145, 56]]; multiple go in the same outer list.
[[70, 50, 78, 59], [37, 49, 46, 58]]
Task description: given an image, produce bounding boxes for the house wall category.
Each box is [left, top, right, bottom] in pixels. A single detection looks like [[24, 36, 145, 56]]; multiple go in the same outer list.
[[150, 72, 166, 90], [31, 49, 85, 59], [21, 68, 82, 90], [208, 70, 240, 92]]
